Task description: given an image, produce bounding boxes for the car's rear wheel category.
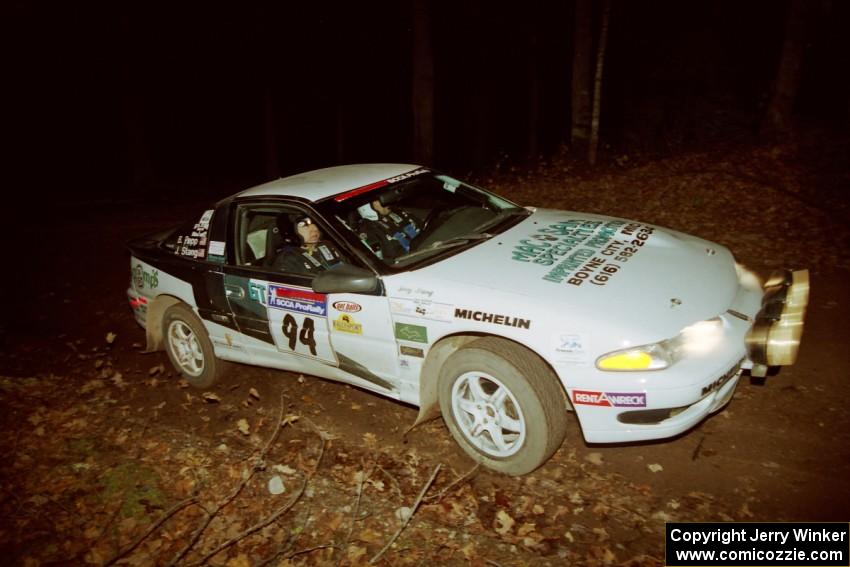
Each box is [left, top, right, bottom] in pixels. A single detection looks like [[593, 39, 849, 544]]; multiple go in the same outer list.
[[438, 337, 568, 475], [162, 303, 223, 388]]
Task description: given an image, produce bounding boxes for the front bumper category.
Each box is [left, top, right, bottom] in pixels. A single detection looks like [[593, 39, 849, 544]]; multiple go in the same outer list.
[[745, 269, 809, 376], [564, 267, 809, 444]]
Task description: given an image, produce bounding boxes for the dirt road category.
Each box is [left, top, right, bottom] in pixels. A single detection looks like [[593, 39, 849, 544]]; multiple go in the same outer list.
[[1, 173, 848, 565]]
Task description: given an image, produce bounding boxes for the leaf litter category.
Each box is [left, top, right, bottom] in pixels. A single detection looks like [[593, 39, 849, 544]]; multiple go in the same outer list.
[[2, 142, 844, 565]]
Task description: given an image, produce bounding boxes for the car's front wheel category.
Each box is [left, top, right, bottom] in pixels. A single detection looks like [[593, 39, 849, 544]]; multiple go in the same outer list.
[[162, 303, 223, 388], [438, 337, 568, 475]]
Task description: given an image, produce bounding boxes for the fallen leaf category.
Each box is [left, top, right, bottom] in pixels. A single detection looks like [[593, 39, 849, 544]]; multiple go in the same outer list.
[[237, 418, 250, 435], [584, 452, 604, 466], [647, 463, 664, 473], [395, 506, 412, 522], [226, 554, 252, 567], [362, 432, 377, 447], [494, 510, 515, 535], [346, 545, 367, 563], [249, 387, 260, 399], [111, 372, 127, 388], [268, 475, 285, 495], [273, 464, 297, 475], [517, 522, 536, 537], [149, 364, 165, 376], [652, 510, 674, 522], [202, 392, 221, 403], [106, 332, 117, 344]]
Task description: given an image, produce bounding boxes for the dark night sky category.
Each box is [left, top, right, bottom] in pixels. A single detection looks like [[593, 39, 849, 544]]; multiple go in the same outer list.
[[9, 1, 849, 203]]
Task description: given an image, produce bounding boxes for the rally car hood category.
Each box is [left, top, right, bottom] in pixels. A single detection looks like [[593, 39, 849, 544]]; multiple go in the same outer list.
[[420, 208, 740, 339]]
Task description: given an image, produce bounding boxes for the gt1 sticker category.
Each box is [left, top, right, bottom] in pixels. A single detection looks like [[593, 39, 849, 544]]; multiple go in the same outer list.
[[248, 281, 267, 304], [572, 390, 647, 408], [332, 314, 362, 335], [390, 297, 453, 322], [511, 219, 655, 288], [394, 323, 428, 343], [268, 285, 327, 316]]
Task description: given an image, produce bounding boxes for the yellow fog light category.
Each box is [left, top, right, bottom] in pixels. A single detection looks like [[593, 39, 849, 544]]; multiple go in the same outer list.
[[598, 351, 653, 370], [596, 342, 674, 371]]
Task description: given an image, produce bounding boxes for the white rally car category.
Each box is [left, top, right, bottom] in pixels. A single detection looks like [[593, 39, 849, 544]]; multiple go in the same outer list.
[[127, 164, 808, 475]]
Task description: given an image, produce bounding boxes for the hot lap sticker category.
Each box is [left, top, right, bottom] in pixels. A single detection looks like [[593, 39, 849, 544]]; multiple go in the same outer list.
[[572, 390, 647, 407]]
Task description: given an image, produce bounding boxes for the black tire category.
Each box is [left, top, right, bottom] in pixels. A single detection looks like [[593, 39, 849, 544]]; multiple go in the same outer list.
[[438, 337, 568, 475], [161, 303, 223, 388]]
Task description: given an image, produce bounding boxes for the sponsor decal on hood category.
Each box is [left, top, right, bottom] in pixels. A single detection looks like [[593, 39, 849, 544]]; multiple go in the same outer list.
[[511, 219, 655, 288]]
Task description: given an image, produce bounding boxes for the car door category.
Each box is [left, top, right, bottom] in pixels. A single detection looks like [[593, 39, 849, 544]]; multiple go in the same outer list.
[[222, 200, 402, 395]]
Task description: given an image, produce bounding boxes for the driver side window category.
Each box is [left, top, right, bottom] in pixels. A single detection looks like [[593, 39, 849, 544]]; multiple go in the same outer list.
[[233, 204, 350, 277]]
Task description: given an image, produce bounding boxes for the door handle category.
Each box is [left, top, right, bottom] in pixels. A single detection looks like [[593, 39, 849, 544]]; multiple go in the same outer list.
[[225, 284, 245, 299]]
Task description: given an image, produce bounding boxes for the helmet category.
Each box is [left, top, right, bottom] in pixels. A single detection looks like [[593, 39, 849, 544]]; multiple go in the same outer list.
[[293, 216, 316, 243], [357, 203, 378, 221]]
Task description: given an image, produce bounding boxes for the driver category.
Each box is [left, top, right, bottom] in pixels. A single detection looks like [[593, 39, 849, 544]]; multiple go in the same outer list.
[[357, 199, 421, 259], [273, 216, 343, 274]]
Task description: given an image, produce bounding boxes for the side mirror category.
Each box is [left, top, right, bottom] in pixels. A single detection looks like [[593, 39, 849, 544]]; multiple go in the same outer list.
[[312, 264, 378, 294]]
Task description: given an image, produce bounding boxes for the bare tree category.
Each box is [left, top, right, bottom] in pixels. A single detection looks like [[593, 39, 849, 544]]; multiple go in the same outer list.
[[412, 0, 435, 165], [263, 87, 280, 179], [588, 0, 611, 165], [571, 0, 592, 151], [759, 0, 808, 139]]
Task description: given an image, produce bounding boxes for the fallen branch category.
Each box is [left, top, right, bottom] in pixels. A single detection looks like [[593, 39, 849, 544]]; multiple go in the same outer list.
[[166, 392, 290, 567], [189, 476, 308, 566], [424, 463, 479, 503], [104, 494, 199, 567], [370, 463, 442, 564], [337, 463, 374, 566], [377, 465, 404, 500], [189, 418, 328, 566]]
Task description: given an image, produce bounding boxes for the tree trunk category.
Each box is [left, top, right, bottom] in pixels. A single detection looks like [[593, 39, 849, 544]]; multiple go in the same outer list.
[[588, 0, 611, 166], [412, 0, 435, 165], [759, 0, 807, 140], [571, 0, 592, 150], [528, 29, 540, 160], [263, 87, 280, 179]]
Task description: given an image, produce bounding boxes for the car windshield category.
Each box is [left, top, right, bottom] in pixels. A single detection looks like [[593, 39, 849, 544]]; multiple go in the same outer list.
[[318, 169, 529, 268]]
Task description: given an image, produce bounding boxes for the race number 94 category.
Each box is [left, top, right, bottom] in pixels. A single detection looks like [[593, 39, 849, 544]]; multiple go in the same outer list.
[[282, 314, 318, 356]]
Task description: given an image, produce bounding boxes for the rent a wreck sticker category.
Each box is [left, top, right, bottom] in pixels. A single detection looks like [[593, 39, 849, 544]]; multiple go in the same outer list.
[[572, 390, 647, 408], [511, 219, 654, 287]]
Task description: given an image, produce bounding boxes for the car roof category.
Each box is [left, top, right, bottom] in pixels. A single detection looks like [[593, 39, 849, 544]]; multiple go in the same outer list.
[[235, 164, 422, 203]]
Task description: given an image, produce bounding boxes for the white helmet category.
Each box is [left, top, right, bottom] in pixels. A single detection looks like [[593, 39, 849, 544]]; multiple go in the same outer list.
[[357, 202, 378, 221]]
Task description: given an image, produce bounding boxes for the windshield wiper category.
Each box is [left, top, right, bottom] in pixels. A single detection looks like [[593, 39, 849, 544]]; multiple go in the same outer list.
[[472, 207, 530, 233], [394, 233, 494, 263]]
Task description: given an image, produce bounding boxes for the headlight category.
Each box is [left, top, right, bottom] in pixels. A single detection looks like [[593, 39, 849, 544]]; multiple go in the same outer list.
[[596, 343, 672, 371], [596, 317, 724, 372]]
